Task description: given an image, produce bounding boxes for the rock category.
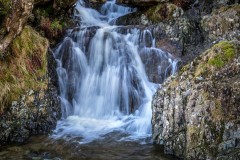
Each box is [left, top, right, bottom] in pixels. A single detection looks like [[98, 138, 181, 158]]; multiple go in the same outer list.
[[32, 0, 77, 46], [116, 2, 184, 24], [116, 0, 170, 7], [0, 26, 60, 144], [0, 0, 34, 53], [0, 0, 76, 145], [201, 4, 240, 42], [152, 40, 240, 159]]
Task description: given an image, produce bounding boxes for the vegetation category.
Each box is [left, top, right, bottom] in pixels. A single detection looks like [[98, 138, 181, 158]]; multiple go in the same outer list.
[[0, 0, 11, 24], [0, 0, 11, 15], [208, 41, 235, 68], [145, 3, 182, 22], [194, 41, 237, 77], [0, 26, 49, 113]]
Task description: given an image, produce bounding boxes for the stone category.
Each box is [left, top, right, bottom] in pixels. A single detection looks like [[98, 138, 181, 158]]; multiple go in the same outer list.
[[0, 0, 34, 53], [116, 0, 169, 7], [152, 40, 240, 159], [201, 4, 240, 42], [0, 26, 61, 144]]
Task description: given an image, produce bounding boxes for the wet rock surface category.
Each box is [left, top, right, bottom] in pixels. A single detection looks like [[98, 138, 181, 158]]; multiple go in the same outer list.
[[152, 40, 240, 159]]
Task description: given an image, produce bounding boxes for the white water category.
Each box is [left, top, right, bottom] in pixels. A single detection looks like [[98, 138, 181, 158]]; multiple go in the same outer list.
[[53, 0, 178, 144]]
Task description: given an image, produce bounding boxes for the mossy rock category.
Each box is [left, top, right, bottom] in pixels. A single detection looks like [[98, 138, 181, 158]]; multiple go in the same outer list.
[[144, 3, 183, 23], [0, 26, 49, 113], [208, 41, 235, 68], [194, 41, 238, 77]]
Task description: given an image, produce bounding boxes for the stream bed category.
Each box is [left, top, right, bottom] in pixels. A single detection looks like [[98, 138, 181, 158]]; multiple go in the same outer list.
[[0, 134, 174, 160]]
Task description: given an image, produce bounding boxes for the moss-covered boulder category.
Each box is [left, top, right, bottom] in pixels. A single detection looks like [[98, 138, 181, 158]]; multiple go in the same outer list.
[[152, 40, 240, 159], [0, 26, 60, 144]]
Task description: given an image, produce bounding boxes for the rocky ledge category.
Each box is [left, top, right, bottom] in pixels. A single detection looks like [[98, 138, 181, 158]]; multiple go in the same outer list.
[[0, 0, 76, 145], [152, 40, 240, 159]]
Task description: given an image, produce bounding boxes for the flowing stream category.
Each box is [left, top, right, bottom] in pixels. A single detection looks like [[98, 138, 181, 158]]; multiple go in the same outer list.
[[0, 1, 178, 159], [53, 0, 178, 145]]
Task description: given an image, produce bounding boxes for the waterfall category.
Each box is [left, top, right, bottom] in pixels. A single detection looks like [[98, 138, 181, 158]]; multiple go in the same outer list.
[[52, 0, 178, 144]]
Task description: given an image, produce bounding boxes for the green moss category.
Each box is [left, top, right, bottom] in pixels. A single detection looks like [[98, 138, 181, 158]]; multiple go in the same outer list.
[[0, 26, 49, 113], [51, 20, 63, 30], [208, 55, 225, 68], [145, 3, 181, 22], [193, 41, 237, 77], [208, 41, 235, 68], [0, 0, 11, 25], [0, 0, 11, 15]]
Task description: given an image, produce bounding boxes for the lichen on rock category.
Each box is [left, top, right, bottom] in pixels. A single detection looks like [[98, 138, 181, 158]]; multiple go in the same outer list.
[[152, 40, 240, 159], [201, 4, 240, 42]]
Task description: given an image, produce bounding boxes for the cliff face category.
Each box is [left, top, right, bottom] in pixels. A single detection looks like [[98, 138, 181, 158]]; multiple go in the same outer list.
[[0, 0, 76, 144]]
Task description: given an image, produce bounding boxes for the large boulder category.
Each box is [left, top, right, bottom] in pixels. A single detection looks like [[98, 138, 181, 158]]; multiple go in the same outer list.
[[152, 40, 240, 159], [0, 26, 60, 144]]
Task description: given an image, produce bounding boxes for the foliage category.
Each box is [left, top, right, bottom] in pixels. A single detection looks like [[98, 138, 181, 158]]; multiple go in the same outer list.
[[51, 20, 63, 30], [0, 26, 49, 113], [0, 0, 11, 15], [194, 41, 237, 77], [208, 41, 235, 68]]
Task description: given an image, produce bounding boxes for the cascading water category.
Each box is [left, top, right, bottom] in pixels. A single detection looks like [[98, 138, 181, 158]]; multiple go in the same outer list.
[[52, 0, 178, 144]]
